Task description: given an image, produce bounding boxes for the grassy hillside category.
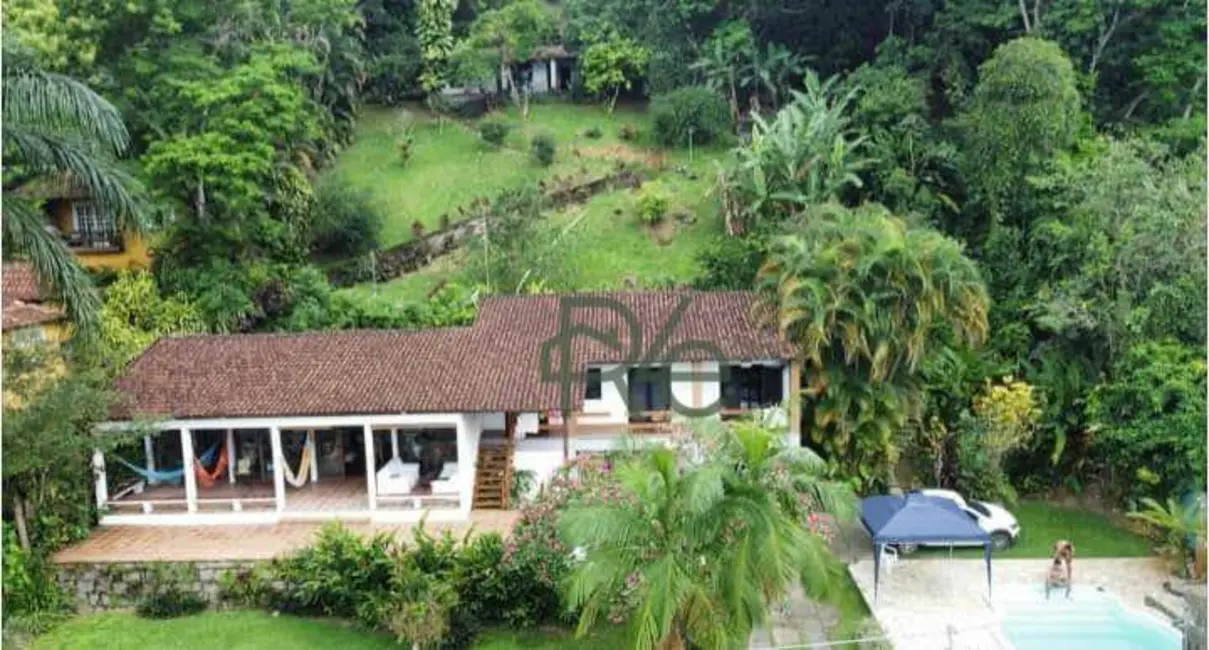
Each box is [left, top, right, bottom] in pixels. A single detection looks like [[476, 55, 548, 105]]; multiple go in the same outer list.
[[328, 101, 731, 303]]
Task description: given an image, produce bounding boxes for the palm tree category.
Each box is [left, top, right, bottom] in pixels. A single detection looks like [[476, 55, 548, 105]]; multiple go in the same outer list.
[[560, 424, 852, 650], [756, 202, 989, 489], [1129, 495, 1207, 577], [2, 39, 142, 338]]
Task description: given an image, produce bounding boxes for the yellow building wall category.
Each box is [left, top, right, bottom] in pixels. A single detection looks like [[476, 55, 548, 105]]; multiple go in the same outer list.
[[77, 231, 151, 270], [2, 320, 71, 349], [50, 199, 152, 270]]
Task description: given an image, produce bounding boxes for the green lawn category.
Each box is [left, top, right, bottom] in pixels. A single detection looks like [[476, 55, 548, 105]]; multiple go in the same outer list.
[[326, 103, 655, 248], [29, 612, 398, 650], [28, 611, 630, 650], [916, 500, 1153, 559], [336, 102, 731, 304]]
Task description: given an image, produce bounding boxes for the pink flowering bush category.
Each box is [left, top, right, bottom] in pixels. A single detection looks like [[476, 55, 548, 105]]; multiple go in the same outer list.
[[505, 453, 640, 624]]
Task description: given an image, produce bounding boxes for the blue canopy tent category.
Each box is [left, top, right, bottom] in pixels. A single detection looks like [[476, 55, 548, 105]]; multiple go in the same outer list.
[[861, 493, 993, 601]]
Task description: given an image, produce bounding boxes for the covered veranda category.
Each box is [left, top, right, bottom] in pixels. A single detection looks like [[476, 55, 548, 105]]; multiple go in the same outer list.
[[94, 413, 482, 526]]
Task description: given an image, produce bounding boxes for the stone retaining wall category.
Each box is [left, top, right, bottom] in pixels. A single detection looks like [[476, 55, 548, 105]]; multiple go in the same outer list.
[[57, 560, 258, 611], [327, 168, 644, 287]]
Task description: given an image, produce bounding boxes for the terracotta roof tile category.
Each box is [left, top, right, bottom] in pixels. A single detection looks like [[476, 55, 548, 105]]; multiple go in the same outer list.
[[2, 303, 64, 331], [110, 291, 794, 420], [3, 263, 45, 304], [2, 263, 63, 331]]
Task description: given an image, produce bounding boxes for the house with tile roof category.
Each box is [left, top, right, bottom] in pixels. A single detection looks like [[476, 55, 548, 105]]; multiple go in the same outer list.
[[2, 262, 69, 348], [15, 174, 151, 271], [93, 291, 802, 526]]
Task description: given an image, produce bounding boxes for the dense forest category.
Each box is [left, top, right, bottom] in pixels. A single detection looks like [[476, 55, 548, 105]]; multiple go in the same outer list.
[[1, 0, 1206, 641]]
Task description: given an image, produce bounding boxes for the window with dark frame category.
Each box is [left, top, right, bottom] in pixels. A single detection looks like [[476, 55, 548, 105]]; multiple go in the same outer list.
[[627, 366, 671, 417], [721, 364, 784, 409], [584, 368, 602, 400], [70, 200, 120, 250]]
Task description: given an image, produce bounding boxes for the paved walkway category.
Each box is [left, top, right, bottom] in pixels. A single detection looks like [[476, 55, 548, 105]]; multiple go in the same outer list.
[[53, 511, 519, 564], [846, 557, 1191, 650]]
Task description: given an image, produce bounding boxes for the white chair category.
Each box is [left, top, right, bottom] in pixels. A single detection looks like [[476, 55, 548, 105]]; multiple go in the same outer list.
[[880, 545, 900, 573], [429, 462, 460, 494], [376, 457, 420, 495]]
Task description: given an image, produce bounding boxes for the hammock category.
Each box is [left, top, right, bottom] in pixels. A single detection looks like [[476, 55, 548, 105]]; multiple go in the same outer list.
[[195, 444, 230, 489], [282, 432, 314, 488], [113, 443, 221, 485]]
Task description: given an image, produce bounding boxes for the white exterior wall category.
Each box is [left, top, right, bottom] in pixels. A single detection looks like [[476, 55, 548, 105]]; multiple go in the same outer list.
[[670, 362, 696, 412], [480, 412, 506, 431], [529, 61, 550, 93], [578, 364, 630, 427], [458, 414, 482, 516]]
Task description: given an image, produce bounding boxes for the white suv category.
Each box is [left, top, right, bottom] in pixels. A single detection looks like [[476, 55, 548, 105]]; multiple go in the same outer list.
[[898, 488, 1022, 553]]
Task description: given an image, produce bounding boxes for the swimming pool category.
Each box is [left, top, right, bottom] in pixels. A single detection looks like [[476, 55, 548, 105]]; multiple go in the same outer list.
[[998, 585, 1182, 650]]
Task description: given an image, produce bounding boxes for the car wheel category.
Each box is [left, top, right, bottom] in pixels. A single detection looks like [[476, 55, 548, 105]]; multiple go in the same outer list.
[[991, 531, 1012, 551], [897, 543, 919, 555]]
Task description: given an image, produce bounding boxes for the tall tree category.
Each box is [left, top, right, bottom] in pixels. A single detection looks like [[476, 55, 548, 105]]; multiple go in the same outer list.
[[757, 202, 989, 489], [1, 39, 142, 338], [456, 0, 557, 118], [957, 37, 1081, 220], [416, 0, 457, 97]]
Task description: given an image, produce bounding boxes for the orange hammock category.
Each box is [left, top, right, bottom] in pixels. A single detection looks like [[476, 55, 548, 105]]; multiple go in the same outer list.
[[195, 444, 230, 489]]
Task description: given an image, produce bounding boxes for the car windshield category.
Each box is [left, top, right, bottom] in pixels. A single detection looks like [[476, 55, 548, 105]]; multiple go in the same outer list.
[[969, 501, 992, 517]]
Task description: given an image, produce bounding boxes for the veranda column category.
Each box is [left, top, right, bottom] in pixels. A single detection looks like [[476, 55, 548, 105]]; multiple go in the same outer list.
[[308, 430, 319, 484], [270, 426, 286, 512], [143, 435, 157, 486], [226, 429, 237, 484], [788, 360, 802, 442], [180, 428, 198, 513], [92, 449, 108, 509], [363, 425, 377, 512], [455, 417, 472, 517], [390, 428, 399, 459]]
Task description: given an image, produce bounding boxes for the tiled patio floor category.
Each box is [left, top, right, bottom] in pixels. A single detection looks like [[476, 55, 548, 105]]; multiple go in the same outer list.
[[110, 476, 434, 513], [52, 510, 520, 564]]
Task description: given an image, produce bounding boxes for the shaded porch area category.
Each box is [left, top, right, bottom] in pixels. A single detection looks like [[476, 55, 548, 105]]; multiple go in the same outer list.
[[95, 413, 480, 524], [53, 511, 520, 564]]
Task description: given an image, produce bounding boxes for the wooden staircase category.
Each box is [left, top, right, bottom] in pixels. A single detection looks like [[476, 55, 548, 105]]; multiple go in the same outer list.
[[473, 442, 514, 510]]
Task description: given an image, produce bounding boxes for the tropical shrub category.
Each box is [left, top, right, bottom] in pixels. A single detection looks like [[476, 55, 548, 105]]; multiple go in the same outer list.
[[397, 131, 416, 166], [691, 233, 768, 290], [478, 119, 510, 147], [1087, 341, 1207, 504], [86, 270, 206, 375], [508, 455, 633, 624], [722, 72, 870, 231], [308, 179, 385, 259], [1, 527, 70, 621], [650, 85, 731, 147], [634, 181, 671, 225], [583, 126, 603, 139], [1129, 494, 1207, 578], [530, 131, 557, 166], [136, 585, 208, 619], [757, 202, 989, 491], [218, 520, 570, 648], [618, 123, 639, 141], [579, 35, 650, 112]]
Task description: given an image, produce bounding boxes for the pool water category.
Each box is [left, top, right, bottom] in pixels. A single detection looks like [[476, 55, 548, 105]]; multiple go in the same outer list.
[[999, 585, 1181, 650]]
